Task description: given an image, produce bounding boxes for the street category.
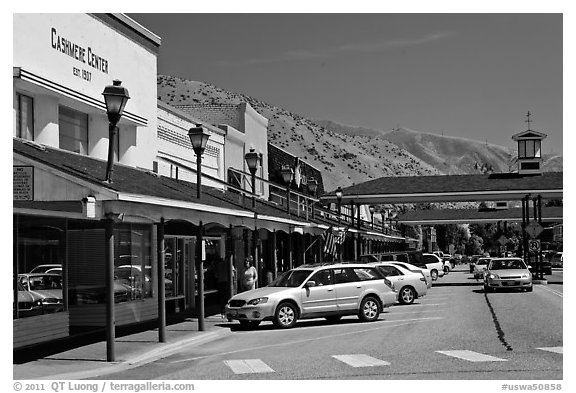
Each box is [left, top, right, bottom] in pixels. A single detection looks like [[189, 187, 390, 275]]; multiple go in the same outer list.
[[93, 266, 563, 380]]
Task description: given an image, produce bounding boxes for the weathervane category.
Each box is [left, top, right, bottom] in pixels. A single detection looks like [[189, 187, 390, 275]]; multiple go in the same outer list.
[[525, 111, 532, 130]]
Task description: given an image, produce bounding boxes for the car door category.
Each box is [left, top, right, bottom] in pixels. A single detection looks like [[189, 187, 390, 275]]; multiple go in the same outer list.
[[300, 269, 337, 316], [333, 267, 364, 312]]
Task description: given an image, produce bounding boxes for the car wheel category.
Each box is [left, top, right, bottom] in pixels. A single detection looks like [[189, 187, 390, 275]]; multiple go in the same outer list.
[[526, 286, 533, 292], [358, 296, 380, 322], [443, 266, 449, 274], [239, 320, 261, 329], [399, 286, 416, 305], [430, 270, 439, 281], [325, 315, 342, 323], [274, 302, 298, 329], [484, 284, 492, 293]]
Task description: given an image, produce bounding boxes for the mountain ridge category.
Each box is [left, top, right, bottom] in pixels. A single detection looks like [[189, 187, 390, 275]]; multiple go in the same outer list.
[[157, 74, 562, 192]]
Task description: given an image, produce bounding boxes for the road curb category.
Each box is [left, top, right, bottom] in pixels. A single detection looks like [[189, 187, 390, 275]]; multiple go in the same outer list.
[[37, 328, 229, 380]]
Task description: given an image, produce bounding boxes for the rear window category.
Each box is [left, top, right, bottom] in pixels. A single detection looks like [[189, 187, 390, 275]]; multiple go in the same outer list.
[[354, 267, 384, 281]]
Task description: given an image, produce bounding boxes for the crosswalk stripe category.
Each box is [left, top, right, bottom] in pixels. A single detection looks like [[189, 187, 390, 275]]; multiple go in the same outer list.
[[537, 347, 563, 354], [332, 354, 390, 367], [224, 359, 275, 374], [436, 350, 507, 362]]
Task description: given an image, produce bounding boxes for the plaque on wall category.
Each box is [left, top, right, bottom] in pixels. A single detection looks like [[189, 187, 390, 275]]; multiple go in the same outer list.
[[13, 166, 34, 201]]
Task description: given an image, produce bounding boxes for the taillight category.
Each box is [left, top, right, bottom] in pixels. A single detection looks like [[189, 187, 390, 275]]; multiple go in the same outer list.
[[384, 278, 395, 291]]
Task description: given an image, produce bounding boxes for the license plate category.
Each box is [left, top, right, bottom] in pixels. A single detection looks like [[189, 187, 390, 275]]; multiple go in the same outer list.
[[504, 281, 519, 286]]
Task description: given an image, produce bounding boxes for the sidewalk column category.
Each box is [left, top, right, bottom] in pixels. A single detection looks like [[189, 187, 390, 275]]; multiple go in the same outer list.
[[104, 217, 115, 362], [197, 221, 205, 331], [157, 217, 166, 343], [228, 224, 235, 297]]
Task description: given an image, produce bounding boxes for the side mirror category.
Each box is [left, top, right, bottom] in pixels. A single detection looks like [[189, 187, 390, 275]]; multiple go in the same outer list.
[[305, 280, 316, 288], [527, 265, 532, 270]]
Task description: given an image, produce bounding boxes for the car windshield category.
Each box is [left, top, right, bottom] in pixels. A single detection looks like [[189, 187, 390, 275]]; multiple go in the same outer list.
[[489, 260, 526, 270], [477, 259, 489, 266], [268, 269, 312, 287]]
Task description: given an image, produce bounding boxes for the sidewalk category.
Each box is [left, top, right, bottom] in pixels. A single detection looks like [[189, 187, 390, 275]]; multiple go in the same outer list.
[[13, 314, 232, 380]]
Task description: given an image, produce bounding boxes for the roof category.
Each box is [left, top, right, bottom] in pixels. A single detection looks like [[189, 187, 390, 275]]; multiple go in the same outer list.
[[397, 206, 563, 225], [321, 172, 563, 204]]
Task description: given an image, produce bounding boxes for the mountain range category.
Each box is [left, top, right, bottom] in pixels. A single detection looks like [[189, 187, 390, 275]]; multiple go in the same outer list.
[[157, 74, 562, 193]]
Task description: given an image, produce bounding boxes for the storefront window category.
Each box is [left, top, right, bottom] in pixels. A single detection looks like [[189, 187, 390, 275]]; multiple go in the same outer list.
[[16, 94, 34, 141], [59, 106, 88, 155], [13, 215, 66, 319], [114, 225, 153, 300]]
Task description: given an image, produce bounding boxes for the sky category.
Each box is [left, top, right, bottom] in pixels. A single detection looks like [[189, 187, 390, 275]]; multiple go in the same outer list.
[[128, 12, 563, 154]]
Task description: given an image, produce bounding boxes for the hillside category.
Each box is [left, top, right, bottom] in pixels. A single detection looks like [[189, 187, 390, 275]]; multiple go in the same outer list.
[[157, 75, 562, 192]]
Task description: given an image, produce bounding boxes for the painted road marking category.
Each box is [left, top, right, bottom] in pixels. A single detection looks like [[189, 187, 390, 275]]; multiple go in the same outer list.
[[224, 359, 275, 374], [537, 347, 563, 354], [536, 286, 563, 298], [436, 350, 507, 362], [333, 354, 390, 368]]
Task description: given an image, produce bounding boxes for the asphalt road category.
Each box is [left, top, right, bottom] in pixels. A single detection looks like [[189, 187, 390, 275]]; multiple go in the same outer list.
[[95, 266, 563, 381]]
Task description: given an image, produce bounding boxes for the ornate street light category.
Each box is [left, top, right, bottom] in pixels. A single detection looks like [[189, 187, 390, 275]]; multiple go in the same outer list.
[[369, 205, 375, 229], [308, 177, 318, 219], [244, 148, 260, 208], [281, 164, 294, 215], [102, 80, 130, 183], [188, 124, 210, 200], [188, 124, 210, 332], [335, 186, 343, 261]]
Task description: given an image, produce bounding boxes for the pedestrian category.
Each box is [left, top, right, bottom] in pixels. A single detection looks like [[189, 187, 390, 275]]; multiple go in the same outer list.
[[242, 256, 258, 291]]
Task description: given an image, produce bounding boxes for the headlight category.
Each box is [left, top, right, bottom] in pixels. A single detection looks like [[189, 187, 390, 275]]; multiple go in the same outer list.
[[34, 300, 43, 307], [247, 297, 268, 305], [488, 274, 499, 279], [521, 273, 530, 279]]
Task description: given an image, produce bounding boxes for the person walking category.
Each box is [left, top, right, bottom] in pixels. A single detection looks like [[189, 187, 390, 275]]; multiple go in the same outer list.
[[242, 256, 258, 291]]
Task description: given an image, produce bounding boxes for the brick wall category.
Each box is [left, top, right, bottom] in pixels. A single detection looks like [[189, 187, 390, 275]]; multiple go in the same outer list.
[[268, 143, 325, 196]]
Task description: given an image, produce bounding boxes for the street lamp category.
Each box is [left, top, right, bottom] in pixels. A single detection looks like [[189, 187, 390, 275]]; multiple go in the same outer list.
[[335, 187, 343, 261], [244, 148, 260, 208], [188, 124, 210, 332], [102, 80, 130, 183], [281, 165, 294, 215], [308, 177, 318, 219], [188, 124, 210, 200], [369, 205, 375, 229]]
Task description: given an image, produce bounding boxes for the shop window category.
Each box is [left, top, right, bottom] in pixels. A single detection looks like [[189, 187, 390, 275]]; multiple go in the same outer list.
[[59, 106, 88, 155], [114, 225, 153, 301], [13, 215, 66, 319], [16, 93, 34, 140]]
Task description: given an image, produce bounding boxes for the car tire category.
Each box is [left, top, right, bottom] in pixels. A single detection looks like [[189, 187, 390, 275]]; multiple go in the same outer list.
[[484, 284, 492, 293], [399, 286, 416, 305], [526, 286, 533, 292], [239, 320, 261, 329], [273, 302, 298, 329], [358, 296, 380, 322], [430, 269, 439, 281], [325, 315, 342, 323], [443, 266, 449, 274]]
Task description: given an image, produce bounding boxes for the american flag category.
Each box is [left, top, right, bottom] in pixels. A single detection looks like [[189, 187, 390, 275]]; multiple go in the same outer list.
[[322, 226, 348, 258]]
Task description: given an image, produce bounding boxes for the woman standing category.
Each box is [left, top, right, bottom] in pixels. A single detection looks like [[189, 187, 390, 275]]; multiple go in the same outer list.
[[242, 256, 258, 291]]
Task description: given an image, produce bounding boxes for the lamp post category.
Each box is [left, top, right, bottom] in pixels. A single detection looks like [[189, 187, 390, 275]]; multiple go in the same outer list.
[[188, 124, 210, 331], [102, 80, 130, 183], [369, 205, 375, 229], [188, 124, 210, 200], [244, 148, 260, 208], [335, 187, 343, 261], [281, 165, 294, 215], [308, 177, 318, 219]]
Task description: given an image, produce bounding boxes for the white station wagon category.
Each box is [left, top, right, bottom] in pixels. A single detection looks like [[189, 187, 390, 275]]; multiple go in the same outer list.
[[225, 263, 398, 329]]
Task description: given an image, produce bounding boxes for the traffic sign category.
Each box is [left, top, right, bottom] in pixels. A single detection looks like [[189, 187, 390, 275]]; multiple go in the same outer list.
[[529, 239, 541, 253], [525, 222, 544, 238]]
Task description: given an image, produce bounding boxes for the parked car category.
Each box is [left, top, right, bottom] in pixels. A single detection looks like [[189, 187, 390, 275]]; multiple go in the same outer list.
[[114, 265, 153, 299], [29, 264, 62, 274], [473, 257, 492, 279], [547, 252, 563, 268], [225, 263, 397, 329], [18, 273, 64, 313], [484, 258, 533, 292], [422, 253, 445, 281], [469, 255, 484, 273], [387, 261, 433, 289], [14, 281, 44, 318], [361, 251, 438, 283], [370, 262, 428, 305]]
